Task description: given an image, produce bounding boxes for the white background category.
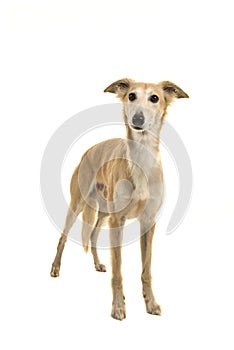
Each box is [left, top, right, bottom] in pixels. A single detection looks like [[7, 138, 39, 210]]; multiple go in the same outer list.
[[1, 0, 234, 349]]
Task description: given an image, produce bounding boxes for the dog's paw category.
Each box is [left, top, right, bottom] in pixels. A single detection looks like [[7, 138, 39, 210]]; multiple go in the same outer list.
[[50, 265, 60, 277], [146, 300, 162, 316], [95, 263, 106, 272], [111, 304, 126, 321]]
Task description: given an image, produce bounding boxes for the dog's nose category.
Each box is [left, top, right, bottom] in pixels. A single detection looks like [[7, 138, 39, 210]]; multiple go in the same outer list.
[[132, 112, 145, 127]]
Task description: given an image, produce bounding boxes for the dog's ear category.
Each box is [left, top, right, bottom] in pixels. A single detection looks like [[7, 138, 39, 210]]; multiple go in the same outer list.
[[160, 81, 189, 103], [104, 78, 133, 98]]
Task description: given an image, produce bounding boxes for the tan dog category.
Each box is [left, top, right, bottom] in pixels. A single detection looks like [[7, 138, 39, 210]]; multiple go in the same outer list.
[[50, 78, 189, 320]]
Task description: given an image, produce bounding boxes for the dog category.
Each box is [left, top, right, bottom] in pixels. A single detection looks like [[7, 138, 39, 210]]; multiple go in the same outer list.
[[50, 78, 189, 320]]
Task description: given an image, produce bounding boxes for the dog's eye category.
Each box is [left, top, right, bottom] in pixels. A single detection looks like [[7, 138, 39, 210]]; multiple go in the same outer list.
[[128, 93, 137, 102], [150, 95, 159, 103]]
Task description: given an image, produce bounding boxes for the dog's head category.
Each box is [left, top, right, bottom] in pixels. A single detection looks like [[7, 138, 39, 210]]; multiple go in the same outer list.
[[104, 78, 189, 133]]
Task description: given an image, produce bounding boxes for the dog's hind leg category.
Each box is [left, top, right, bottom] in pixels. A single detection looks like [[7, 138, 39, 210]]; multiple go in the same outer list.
[[90, 215, 107, 272], [50, 198, 82, 277]]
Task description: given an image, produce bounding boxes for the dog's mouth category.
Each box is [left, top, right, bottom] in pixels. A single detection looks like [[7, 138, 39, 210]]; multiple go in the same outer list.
[[131, 125, 144, 131]]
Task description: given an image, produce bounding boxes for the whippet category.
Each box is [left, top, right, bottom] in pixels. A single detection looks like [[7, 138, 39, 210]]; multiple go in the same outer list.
[[50, 78, 189, 320]]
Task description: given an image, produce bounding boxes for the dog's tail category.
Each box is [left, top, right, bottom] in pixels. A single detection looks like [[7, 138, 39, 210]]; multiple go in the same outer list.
[[82, 202, 99, 253]]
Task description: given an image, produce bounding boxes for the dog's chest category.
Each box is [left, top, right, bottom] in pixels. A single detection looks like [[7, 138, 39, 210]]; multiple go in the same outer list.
[[124, 164, 163, 220], [130, 163, 163, 201], [126, 141, 163, 202]]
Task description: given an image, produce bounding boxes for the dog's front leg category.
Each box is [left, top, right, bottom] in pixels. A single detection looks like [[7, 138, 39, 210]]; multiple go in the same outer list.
[[140, 220, 161, 316], [109, 215, 126, 320]]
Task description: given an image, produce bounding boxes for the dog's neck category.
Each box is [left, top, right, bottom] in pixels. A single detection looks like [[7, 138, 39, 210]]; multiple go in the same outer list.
[[125, 124, 162, 156], [124, 123, 163, 199], [125, 123, 162, 183]]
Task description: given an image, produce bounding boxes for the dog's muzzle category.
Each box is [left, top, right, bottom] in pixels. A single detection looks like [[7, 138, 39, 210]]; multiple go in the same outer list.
[[131, 112, 145, 130]]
